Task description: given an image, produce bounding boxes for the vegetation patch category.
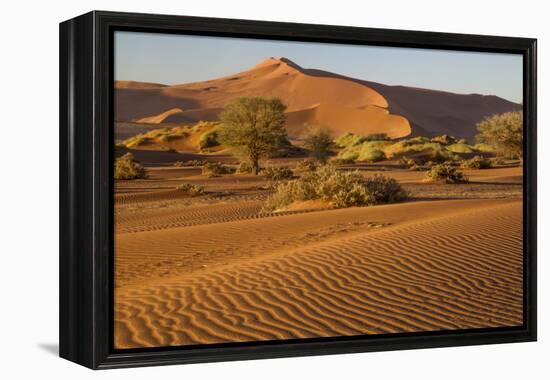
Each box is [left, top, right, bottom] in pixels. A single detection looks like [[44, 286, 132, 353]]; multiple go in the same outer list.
[[460, 155, 492, 169], [175, 183, 205, 196], [198, 129, 221, 150], [262, 166, 294, 181], [114, 153, 148, 180], [201, 162, 232, 177], [303, 125, 333, 163], [236, 161, 255, 174], [447, 143, 475, 154], [263, 165, 407, 212], [424, 164, 468, 183], [476, 111, 523, 159]]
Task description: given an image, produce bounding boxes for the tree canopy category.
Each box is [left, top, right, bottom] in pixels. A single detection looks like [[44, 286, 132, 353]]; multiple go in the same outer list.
[[476, 111, 523, 159], [218, 97, 288, 174], [303, 125, 333, 163]]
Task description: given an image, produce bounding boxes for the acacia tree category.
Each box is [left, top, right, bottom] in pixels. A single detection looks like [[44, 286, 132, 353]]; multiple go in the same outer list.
[[476, 111, 523, 159], [303, 125, 333, 163], [219, 97, 288, 174]]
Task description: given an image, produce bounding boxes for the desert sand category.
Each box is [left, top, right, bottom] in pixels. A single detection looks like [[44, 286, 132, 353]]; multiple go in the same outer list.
[[115, 57, 520, 140], [114, 160, 523, 348]]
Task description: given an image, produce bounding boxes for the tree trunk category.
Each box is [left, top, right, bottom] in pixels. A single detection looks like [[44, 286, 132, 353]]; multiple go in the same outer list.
[[252, 159, 260, 175]]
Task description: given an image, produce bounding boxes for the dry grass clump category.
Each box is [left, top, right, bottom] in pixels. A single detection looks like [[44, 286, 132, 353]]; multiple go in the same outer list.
[[460, 155, 492, 169], [201, 162, 232, 177], [122, 127, 190, 148], [114, 153, 148, 180], [263, 166, 407, 212], [236, 161, 254, 174], [424, 164, 468, 183], [173, 159, 208, 167], [295, 159, 318, 172], [175, 183, 204, 196], [262, 166, 294, 181], [330, 157, 356, 166]]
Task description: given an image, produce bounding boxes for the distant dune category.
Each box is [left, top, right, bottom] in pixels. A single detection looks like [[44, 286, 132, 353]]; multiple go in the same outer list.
[[115, 57, 520, 140]]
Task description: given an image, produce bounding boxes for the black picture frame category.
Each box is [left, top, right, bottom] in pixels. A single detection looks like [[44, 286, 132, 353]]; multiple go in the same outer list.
[[59, 10, 537, 370]]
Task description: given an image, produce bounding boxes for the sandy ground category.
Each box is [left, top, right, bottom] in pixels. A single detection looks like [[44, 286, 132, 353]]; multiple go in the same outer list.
[[114, 161, 523, 349]]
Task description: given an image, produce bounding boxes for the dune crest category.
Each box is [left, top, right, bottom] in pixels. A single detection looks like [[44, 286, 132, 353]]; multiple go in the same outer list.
[[116, 57, 408, 138], [115, 57, 520, 140]]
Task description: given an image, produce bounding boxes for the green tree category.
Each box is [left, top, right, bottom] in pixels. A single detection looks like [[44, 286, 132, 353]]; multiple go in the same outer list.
[[219, 97, 288, 174], [476, 111, 523, 159], [303, 125, 333, 164]]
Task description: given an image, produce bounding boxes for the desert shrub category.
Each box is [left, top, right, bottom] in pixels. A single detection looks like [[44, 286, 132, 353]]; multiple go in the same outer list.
[[201, 162, 231, 177], [303, 125, 333, 163], [263, 166, 407, 211], [409, 164, 427, 171], [236, 161, 255, 174], [262, 166, 294, 181], [424, 164, 468, 183], [490, 157, 506, 166], [330, 157, 356, 166], [337, 148, 360, 161], [187, 159, 209, 167], [334, 133, 367, 148], [460, 155, 492, 169], [399, 156, 418, 167], [295, 159, 318, 172], [358, 147, 386, 162], [175, 183, 204, 196], [476, 111, 523, 159], [364, 174, 409, 204], [430, 134, 456, 145], [114, 153, 148, 180], [199, 129, 220, 150], [364, 133, 391, 141], [447, 143, 475, 154]]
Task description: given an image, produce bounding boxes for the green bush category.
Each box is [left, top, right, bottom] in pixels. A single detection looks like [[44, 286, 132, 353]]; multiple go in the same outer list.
[[199, 130, 220, 150], [175, 183, 205, 196], [424, 164, 468, 183], [358, 147, 386, 162], [302, 125, 333, 163], [201, 162, 231, 177], [476, 111, 523, 159], [334, 133, 367, 148], [447, 143, 475, 154], [262, 166, 294, 181], [263, 166, 407, 211], [114, 153, 148, 180], [460, 155, 492, 169]]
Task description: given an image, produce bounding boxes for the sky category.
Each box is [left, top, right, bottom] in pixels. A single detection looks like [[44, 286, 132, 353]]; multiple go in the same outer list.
[[115, 31, 523, 103]]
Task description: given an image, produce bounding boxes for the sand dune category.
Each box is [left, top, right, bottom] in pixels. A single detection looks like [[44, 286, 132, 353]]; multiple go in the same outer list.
[[114, 198, 522, 348], [115, 57, 520, 140], [135, 107, 185, 124]]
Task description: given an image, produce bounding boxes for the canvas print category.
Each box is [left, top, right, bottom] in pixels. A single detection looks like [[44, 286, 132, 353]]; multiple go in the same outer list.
[[113, 32, 524, 349]]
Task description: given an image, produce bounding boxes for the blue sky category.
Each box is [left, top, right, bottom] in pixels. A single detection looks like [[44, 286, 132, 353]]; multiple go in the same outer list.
[[115, 31, 523, 103]]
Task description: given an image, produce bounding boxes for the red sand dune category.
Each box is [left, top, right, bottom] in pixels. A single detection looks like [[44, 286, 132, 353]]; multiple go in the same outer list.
[[115, 57, 520, 140]]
